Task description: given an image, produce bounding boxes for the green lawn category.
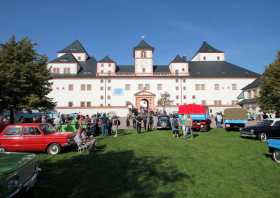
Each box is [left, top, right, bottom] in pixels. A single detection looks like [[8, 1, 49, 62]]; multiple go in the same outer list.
[[33, 129, 280, 198]]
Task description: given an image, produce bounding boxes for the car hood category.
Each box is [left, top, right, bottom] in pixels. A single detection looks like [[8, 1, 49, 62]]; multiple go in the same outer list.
[[0, 152, 36, 176], [46, 132, 74, 138]]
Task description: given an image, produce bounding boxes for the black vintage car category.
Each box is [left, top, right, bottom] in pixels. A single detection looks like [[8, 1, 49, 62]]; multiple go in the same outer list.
[[240, 119, 280, 141], [157, 115, 171, 130]]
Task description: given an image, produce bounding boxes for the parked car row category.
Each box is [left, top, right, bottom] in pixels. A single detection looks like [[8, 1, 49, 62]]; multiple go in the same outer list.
[[240, 118, 280, 164]]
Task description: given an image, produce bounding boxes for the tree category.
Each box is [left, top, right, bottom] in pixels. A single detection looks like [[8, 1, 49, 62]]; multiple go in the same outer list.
[[0, 36, 55, 123], [258, 51, 280, 112], [157, 92, 173, 110]]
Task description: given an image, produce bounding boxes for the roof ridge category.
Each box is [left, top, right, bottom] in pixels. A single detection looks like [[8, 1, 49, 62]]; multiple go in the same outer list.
[[57, 40, 88, 54], [134, 39, 154, 51]]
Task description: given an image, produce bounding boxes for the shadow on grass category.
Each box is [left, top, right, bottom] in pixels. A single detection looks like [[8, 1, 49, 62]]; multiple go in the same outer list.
[[33, 150, 190, 198]]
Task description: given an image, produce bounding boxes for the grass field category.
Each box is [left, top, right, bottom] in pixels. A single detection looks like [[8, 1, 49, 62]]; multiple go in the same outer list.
[[33, 129, 280, 198]]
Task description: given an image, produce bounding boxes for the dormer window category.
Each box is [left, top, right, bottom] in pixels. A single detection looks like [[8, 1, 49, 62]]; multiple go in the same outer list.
[[175, 69, 179, 75], [78, 56, 81, 60], [203, 56, 206, 60], [101, 63, 104, 67], [108, 63, 111, 67], [182, 68, 185, 72]]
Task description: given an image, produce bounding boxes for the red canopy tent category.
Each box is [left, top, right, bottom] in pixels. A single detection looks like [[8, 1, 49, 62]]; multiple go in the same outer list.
[[178, 104, 207, 115]]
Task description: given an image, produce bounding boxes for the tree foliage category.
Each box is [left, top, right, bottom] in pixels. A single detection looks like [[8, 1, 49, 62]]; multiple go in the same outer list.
[[0, 36, 55, 120], [258, 51, 280, 112], [158, 92, 173, 109]]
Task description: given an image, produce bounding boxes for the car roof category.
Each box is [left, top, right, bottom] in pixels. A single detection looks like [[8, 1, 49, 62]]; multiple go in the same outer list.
[[6, 123, 42, 127]]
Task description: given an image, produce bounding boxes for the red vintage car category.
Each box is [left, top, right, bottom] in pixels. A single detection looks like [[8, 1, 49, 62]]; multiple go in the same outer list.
[[0, 123, 75, 155]]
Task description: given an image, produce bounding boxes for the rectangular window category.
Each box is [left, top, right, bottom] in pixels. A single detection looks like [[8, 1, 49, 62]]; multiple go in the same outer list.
[[107, 86, 111, 91], [214, 84, 220, 90], [81, 84, 85, 91], [64, 68, 70, 74], [107, 96, 111, 100], [157, 84, 162, 90], [68, 84, 74, 91], [138, 84, 143, 90], [201, 84, 205, 90], [100, 96, 104, 100], [176, 86, 179, 90], [80, 101, 85, 107], [87, 84, 92, 91], [145, 84, 150, 90], [86, 101, 91, 107], [195, 84, 206, 90], [125, 84, 130, 90], [68, 101, 73, 107], [183, 86, 186, 91], [176, 95, 179, 99], [183, 95, 187, 99], [214, 100, 222, 105], [100, 86, 104, 91], [201, 100, 206, 105], [232, 84, 237, 90]]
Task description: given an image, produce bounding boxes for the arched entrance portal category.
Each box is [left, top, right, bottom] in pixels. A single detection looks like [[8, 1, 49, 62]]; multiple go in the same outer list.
[[135, 90, 155, 112]]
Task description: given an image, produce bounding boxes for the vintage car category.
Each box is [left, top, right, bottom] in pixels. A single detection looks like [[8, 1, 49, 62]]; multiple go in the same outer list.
[[240, 118, 280, 141], [157, 115, 171, 129], [267, 139, 280, 163], [0, 123, 75, 155], [0, 152, 40, 198], [224, 108, 248, 131], [178, 104, 211, 132]]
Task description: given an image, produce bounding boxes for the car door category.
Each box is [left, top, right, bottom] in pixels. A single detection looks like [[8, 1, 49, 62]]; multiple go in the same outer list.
[[270, 121, 280, 138], [0, 126, 23, 151], [22, 126, 44, 151]]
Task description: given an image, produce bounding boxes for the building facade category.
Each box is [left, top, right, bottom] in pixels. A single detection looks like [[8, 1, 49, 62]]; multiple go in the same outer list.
[[238, 77, 262, 114], [47, 40, 259, 116]]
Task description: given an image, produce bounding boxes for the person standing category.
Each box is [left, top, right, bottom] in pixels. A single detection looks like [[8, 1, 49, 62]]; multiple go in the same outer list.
[[184, 115, 193, 139], [171, 115, 179, 138], [112, 116, 120, 137], [136, 115, 142, 134], [148, 113, 154, 131], [216, 113, 223, 128], [153, 114, 158, 130], [143, 114, 148, 131]]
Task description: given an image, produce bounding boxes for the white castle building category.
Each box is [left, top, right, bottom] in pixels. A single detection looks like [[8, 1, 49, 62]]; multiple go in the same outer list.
[[47, 39, 259, 116]]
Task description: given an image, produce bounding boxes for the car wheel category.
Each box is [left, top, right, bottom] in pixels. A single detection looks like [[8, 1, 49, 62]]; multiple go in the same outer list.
[[47, 143, 61, 155], [0, 147, 5, 152], [272, 150, 280, 163], [259, 133, 267, 142]]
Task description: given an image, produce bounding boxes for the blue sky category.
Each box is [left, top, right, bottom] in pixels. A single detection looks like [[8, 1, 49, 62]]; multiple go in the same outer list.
[[1, 0, 279, 73]]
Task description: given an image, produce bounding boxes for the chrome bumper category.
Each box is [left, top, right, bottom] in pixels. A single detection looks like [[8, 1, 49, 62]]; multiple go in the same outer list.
[[240, 133, 257, 138]]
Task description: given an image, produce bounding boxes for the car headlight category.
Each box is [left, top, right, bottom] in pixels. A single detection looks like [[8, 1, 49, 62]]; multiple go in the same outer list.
[[250, 129, 254, 133], [7, 176, 19, 190]]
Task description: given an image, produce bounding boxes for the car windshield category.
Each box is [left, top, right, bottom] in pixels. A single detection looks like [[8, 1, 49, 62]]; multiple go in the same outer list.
[[40, 124, 56, 134], [258, 120, 273, 126]]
